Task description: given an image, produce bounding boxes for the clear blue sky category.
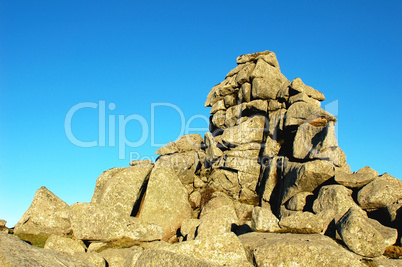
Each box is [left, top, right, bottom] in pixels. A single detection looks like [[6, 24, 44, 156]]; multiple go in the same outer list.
[[1, 1, 401, 227]]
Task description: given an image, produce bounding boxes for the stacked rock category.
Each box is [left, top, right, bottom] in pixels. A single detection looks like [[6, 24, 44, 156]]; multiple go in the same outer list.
[[8, 51, 402, 265], [204, 51, 349, 215]]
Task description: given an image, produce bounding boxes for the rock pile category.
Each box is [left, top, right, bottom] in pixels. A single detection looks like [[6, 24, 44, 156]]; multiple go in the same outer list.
[[3, 51, 402, 266]]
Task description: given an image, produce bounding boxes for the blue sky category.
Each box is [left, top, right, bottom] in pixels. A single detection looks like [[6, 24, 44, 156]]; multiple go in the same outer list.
[[1, 0, 401, 227]]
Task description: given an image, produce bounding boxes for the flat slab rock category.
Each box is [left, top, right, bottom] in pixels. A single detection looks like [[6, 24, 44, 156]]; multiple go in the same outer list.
[[0, 233, 96, 267], [239, 232, 365, 267]]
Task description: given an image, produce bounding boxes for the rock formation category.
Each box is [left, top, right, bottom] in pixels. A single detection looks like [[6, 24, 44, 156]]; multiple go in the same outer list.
[[3, 51, 402, 266]]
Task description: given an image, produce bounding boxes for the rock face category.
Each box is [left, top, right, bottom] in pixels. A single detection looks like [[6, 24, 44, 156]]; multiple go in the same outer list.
[[14, 186, 71, 235], [9, 50, 402, 265]]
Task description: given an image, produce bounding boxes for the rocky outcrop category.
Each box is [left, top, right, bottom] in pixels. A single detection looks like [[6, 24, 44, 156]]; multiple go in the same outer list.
[[14, 186, 71, 235], [7, 50, 402, 265]]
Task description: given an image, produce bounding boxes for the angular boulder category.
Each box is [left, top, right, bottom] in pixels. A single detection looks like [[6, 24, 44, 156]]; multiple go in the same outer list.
[[44, 234, 86, 255], [239, 232, 364, 266], [14, 186, 71, 235], [69, 202, 163, 242], [357, 173, 402, 210], [251, 206, 280, 232], [139, 167, 192, 240], [336, 207, 398, 257], [161, 232, 252, 266], [312, 184, 360, 222], [90, 164, 153, 216]]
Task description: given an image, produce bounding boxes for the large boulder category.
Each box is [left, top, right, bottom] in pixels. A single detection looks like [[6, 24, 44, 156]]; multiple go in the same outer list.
[[14, 186, 71, 235], [281, 159, 335, 205], [239, 232, 364, 266], [155, 134, 204, 155], [98, 247, 143, 267], [196, 193, 239, 238], [44, 234, 86, 255], [69, 202, 163, 242], [90, 164, 153, 216], [0, 233, 96, 266], [312, 184, 360, 222], [278, 210, 335, 234], [357, 173, 402, 210], [334, 171, 376, 188], [138, 167, 192, 240], [220, 115, 266, 146], [161, 232, 252, 266], [251, 206, 280, 232], [336, 207, 398, 257], [135, 248, 219, 267]]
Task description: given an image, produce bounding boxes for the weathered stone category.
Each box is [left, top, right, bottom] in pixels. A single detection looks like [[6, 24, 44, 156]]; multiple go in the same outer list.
[[223, 93, 237, 108], [211, 110, 226, 129], [189, 191, 202, 209], [235, 62, 255, 85], [204, 132, 223, 163], [239, 232, 364, 266], [14, 186, 71, 235], [196, 194, 239, 238], [0, 233, 96, 266], [288, 92, 321, 108], [209, 169, 240, 198], [276, 83, 290, 101], [205, 76, 238, 107], [337, 207, 398, 257], [180, 219, 201, 241], [286, 191, 313, 211], [233, 201, 254, 225], [290, 77, 325, 101], [162, 232, 252, 266], [278, 210, 335, 234], [90, 165, 153, 216], [261, 157, 284, 207], [0, 220, 6, 227], [44, 234, 86, 255], [281, 159, 335, 204], [87, 242, 107, 252], [156, 151, 201, 184], [262, 135, 281, 158], [334, 171, 376, 188], [293, 121, 338, 161], [313, 184, 360, 222], [129, 160, 152, 167], [135, 248, 219, 267], [237, 51, 280, 69], [357, 166, 378, 178], [70, 203, 164, 242], [139, 167, 192, 240], [386, 199, 402, 222], [238, 82, 251, 102], [221, 115, 265, 146], [267, 109, 286, 137], [285, 102, 336, 127], [98, 247, 143, 267], [357, 173, 402, 210], [252, 77, 282, 100], [74, 252, 106, 267], [267, 99, 283, 111], [155, 141, 179, 155], [251, 206, 280, 232], [209, 99, 225, 114], [156, 134, 204, 155]]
